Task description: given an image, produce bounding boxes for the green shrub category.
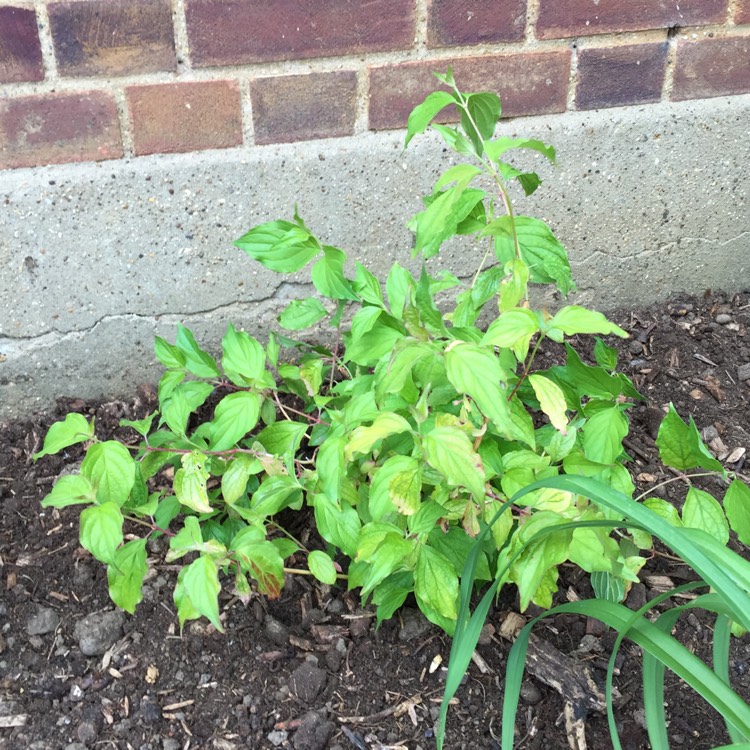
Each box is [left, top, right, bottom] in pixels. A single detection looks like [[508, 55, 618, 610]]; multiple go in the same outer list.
[[34, 72, 749, 656]]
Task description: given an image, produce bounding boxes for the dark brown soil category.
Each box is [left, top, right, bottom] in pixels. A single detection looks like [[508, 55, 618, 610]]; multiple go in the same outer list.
[[1, 291, 749, 750]]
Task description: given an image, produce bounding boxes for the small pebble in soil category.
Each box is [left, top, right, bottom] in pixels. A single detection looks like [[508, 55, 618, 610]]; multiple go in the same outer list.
[[139, 694, 161, 723], [292, 711, 334, 750], [398, 607, 432, 641], [290, 661, 327, 704], [26, 605, 60, 636], [74, 610, 125, 656], [519, 680, 542, 705], [738, 363, 750, 382], [264, 615, 290, 647], [716, 313, 733, 325], [267, 730, 288, 747]]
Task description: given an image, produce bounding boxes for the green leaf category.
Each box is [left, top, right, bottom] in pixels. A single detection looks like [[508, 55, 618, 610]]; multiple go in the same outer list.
[[444, 342, 531, 445], [308, 550, 338, 585], [221, 454, 262, 505], [683, 487, 729, 545], [528, 374, 568, 434], [390, 467, 422, 516], [353, 261, 385, 307], [432, 124, 474, 156], [485, 216, 575, 295], [385, 262, 413, 319], [656, 404, 724, 472], [423, 426, 485, 501], [551, 343, 642, 402], [642, 497, 683, 527], [511, 514, 572, 610], [345, 413, 413, 459], [154, 336, 186, 369], [724, 480, 750, 545], [311, 245, 357, 300], [234, 219, 320, 273], [412, 186, 485, 259], [312, 493, 361, 557], [461, 92, 501, 154], [80, 501, 123, 565], [233, 540, 285, 598], [248, 475, 303, 519], [175, 324, 221, 378], [33, 413, 94, 459], [266, 332, 279, 367], [547, 306, 628, 340], [222, 324, 266, 385], [120, 412, 156, 438], [590, 570, 626, 603], [157, 369, 185, 403], [256, 421, 308, 472], [167, 516, 226, 561], [174, 451, 213, 514], [484, 136, 556, 164], [278, 297, 328, 330], [593, 337, 618, 371], [174, 555, 223, 632], [161, 381, 214, 437], [498, 258, 529, 313], [415, 546, 459, 624], [107, 538, 148, 613], [581, 407, 628, 465], [209, 391, 261, 452], [41, 474, 96, 508], [434, 164, 483, 191], [80, 441, 135, 506], [369, 455, 420, 521], [311, 433, 342, 499], [481, 308, 540, 359], [358, 532, 414, 598], [404, 90, 457, 148]]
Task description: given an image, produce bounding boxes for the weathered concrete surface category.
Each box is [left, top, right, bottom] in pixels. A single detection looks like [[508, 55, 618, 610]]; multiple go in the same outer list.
[[1, 95, 748, 418]]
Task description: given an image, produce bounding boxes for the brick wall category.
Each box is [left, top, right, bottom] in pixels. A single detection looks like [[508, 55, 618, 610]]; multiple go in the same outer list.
[[0, 0, 748, 171]]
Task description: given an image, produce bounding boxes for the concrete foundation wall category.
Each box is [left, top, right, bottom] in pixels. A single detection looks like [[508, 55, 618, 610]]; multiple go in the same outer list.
[[1, 94, 748, 418]]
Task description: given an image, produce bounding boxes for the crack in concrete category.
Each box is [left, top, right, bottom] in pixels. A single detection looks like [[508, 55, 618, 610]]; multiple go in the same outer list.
[[0, 280, 317, 343], [579, 231, 750, 264], [0, 297, 288, 356]]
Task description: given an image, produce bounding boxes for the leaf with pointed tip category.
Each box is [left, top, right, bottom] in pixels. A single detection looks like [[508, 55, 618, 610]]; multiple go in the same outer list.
[[234, 219, 320, 273], [404, 90, 457, 147], [174, 555, 223, 632], [33, 413, 94, 459], [107, 538, 148, 613], [80, 501, 123, 565]]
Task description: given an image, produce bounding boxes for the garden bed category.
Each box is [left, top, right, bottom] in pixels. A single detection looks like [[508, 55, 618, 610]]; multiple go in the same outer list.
[[1, 290, 749, 750]]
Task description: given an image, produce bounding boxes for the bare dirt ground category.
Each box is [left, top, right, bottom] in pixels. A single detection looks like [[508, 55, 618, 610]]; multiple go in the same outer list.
[[1, 290, 749, 750]]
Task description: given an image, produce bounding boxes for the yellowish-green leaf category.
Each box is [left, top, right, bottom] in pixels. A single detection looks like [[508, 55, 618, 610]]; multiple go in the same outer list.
[[529, 374, 568, 434]]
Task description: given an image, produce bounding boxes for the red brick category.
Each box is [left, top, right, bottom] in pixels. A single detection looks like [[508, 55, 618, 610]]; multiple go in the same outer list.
[[672, 35, 750, 100], [48, 0, 175, 77], [0, 6, 44, 83], [575, 42, 668, 110], [185, 0, 414, 66], [127, 80, 243, 156], [735, 0, 750, 24], [368, 52, 570, 131], [537, 0, 727, 39], [427, 0, 526, 47], [0, 91, 122, 170], [250, 72, 357, 146]]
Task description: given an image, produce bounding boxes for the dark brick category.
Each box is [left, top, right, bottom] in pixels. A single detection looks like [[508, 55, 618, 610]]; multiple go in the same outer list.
[[672, 35, 750, 100], [0, 6, 44, 83], [0, 91, 122, 170], [185, 0, 414, 66], [368, 52, 570, 131], [48, 0, 175, 77], [575, 42, 668, 110], [127, 80, 243, 156], [537, 0, 727, 39], [735, 0, 750, 24], [250, 71, 357, 146], [427, 0, 526, 47]]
